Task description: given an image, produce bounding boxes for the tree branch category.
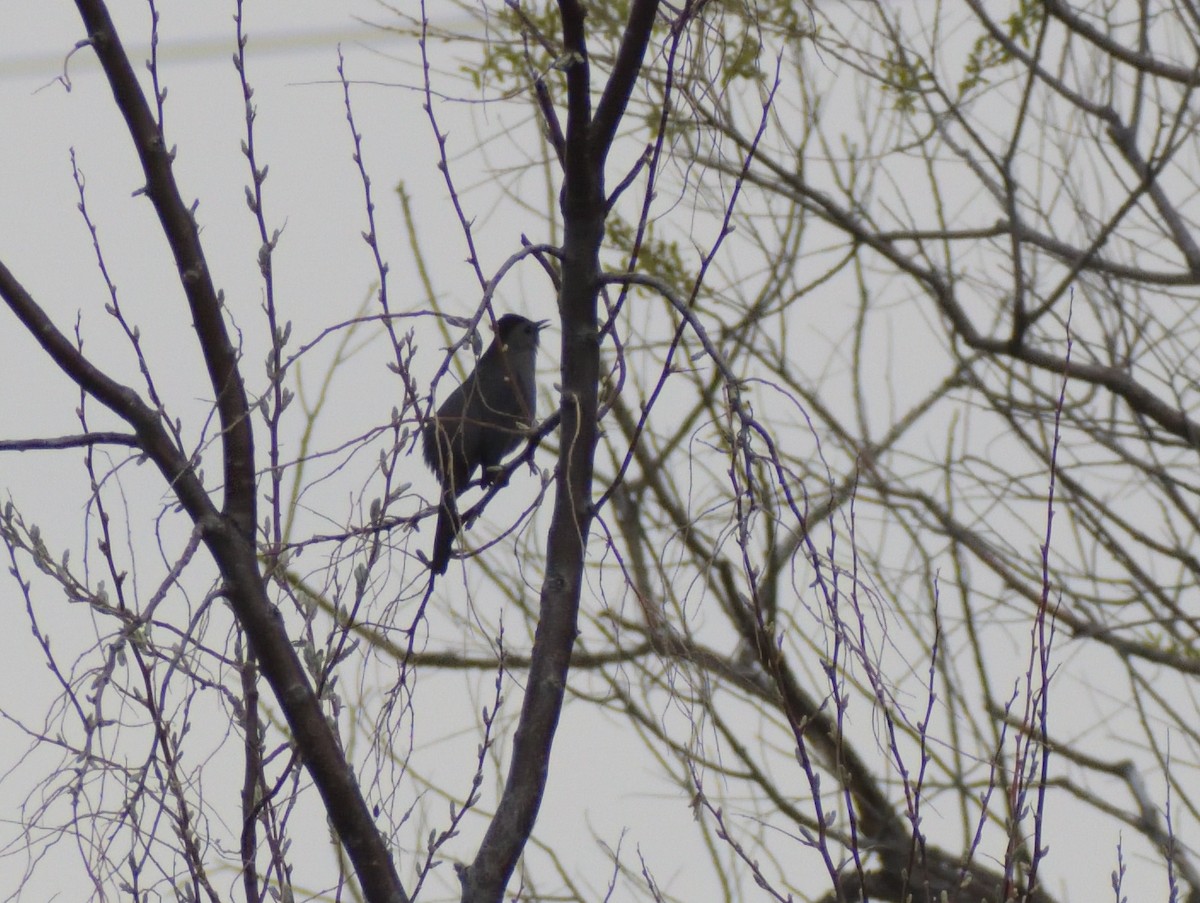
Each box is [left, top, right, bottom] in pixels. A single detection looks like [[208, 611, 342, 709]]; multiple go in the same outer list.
[[74, 0, 256, 536], [0, 432, 140, 452], [4, 6, 416, 901], [0, 256, 410, 903], [591, 0, 661, 163], [460, 3, 660, 901]]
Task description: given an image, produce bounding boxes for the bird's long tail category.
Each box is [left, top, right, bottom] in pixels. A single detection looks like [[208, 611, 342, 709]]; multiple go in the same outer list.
[[429, 492, 461, 575]]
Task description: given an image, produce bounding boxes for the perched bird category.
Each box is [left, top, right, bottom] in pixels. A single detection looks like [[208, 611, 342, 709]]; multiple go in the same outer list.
[[422, 314, 547, 574]]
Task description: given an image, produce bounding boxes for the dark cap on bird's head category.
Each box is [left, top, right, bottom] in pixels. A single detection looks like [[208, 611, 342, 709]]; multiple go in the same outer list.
[[496, 314, 549, 349]]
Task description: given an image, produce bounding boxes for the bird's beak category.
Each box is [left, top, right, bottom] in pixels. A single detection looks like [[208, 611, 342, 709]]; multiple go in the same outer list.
[[535, 319, 550, 331]]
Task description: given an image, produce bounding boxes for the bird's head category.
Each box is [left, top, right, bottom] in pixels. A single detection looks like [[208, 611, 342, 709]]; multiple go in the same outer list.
[[496, 314, 549, 352]]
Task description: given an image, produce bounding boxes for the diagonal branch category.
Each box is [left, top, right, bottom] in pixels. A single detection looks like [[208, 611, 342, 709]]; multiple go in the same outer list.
[[74, 0, 256, 537], [590, 0, 661, 164], [0, 257, 410, 903], [0, 5, 415, 901]]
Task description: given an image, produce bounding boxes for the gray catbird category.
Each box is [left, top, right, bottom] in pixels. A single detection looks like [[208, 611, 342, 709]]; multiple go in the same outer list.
[[422, 313, 547, 574]]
